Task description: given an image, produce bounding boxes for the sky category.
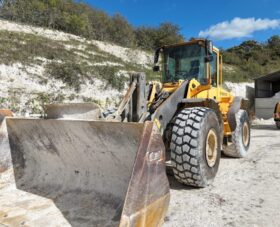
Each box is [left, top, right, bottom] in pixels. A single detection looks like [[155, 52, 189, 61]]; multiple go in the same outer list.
[[85, 0, 280, 49]]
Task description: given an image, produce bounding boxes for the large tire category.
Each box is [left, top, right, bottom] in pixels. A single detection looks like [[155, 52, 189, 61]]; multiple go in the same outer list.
[[276, 121, 280, 129], [223, 110, 250, 158], [170, 107, 221, 188]]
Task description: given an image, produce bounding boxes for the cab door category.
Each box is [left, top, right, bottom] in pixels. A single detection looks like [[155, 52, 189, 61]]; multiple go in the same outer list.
[[207, 50, 220, 101]]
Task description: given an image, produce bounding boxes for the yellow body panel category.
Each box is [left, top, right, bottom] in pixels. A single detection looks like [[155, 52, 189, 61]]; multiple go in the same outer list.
[[159, 79, 233, 135], [162, 80, 184, 93], [188, 80, 234, 135]]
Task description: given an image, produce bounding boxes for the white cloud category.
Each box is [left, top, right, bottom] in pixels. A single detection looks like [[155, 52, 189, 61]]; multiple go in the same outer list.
[[199, 17, 280, 40]]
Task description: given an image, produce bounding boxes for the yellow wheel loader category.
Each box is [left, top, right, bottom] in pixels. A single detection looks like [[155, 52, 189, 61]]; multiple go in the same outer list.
[[103, 38, 251, 187], [0, 38, 250, 226]]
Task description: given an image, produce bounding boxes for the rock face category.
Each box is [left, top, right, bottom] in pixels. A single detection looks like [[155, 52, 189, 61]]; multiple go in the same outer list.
[[0, 19, 153, 115], [224, 82, 255, 111], [224, 82, 254, 98]]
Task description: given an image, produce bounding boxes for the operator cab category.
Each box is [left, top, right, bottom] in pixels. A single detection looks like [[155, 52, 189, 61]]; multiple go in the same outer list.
[[162, 43, 206, 83], [154, 39, 216, 86]]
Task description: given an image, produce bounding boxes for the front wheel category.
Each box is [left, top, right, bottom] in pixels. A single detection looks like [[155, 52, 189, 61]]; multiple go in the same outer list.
[[223, 110, 250, 158], [170, 107, 221, 188]]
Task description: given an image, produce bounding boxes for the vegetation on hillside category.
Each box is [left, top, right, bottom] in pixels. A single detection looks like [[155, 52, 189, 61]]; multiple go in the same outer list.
[[0, 0, 184, 49], [0, 30, 153, 91], [222, 36, 280, 82], [0, 0, 280, 83]]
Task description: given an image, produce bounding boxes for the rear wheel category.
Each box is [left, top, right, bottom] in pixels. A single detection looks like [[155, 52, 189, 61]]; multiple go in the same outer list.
[[170, 107, 221, 188], [223, 110, 250, 158]]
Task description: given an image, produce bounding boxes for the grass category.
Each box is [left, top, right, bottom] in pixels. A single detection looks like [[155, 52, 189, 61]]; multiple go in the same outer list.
[[0, 31, 72, 65], [223, 67, 252, 83], [223, 61, 280, 83]]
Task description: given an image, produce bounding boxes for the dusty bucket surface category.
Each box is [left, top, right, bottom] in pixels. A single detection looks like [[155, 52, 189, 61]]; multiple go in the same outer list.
[[44, 103, 102, 120], [0, 118, 169, 227]]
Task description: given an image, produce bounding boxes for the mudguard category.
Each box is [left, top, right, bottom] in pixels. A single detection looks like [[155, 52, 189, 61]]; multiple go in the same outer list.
[[181, 98, 224, 141], [227, 96, 250, 132]]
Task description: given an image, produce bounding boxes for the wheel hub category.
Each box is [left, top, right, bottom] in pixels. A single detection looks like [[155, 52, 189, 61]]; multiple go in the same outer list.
[[242, 122, 249, 147], [206, 129, 218, 167]]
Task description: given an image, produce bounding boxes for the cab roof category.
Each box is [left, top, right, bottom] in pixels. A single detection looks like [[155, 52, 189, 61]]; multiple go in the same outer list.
[[158, 38, 219, 53]]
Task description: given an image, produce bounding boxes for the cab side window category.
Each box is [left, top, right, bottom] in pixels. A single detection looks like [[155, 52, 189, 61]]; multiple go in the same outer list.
[[210, 52, 217, 86]]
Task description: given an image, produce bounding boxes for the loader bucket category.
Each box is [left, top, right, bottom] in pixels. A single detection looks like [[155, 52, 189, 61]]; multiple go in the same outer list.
[[0, 118, 169, 227]]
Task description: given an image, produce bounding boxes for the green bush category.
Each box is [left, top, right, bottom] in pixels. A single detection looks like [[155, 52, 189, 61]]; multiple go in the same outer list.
[[223, 38, 280, 81], [46, 62, 86, 92], [93, 66, 127, 91]]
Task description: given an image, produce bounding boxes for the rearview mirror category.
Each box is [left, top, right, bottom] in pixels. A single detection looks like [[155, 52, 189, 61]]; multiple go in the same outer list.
[[154, 48, 161, 64], [206, 40, 213, 55], [153, 65, 160, 72], [205, 55, 214, 62], [205, 40, 214, 62]]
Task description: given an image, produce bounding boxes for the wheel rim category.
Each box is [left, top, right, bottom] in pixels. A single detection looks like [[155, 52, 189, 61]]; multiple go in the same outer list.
[[205, 129, 218, 167], [242, 122, 249, 147]]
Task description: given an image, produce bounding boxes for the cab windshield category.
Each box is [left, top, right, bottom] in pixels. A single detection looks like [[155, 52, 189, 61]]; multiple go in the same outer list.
[[162, 44, 206, 83]]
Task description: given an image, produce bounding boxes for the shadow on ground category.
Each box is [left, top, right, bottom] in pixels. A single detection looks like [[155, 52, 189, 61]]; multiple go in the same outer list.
[[167, 174, 198, 190], [251, 124, 278, 130], [166, 152, 243, 190]]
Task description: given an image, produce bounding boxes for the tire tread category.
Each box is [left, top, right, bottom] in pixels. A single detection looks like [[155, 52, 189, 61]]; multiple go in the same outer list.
[[171, 107, 217, 187]]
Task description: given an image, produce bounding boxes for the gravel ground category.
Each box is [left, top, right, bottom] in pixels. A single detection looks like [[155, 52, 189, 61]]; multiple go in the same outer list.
[[164, 121, 280, 227]]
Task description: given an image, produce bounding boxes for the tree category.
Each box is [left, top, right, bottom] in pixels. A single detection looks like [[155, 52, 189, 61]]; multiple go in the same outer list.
[[135, 26, 156, 50], [268, 35, 280, 48], [108, 14, 136, 47], [268, 35, 280, 56], [154, 22, 184, 47], [135, 22, 184, 50]]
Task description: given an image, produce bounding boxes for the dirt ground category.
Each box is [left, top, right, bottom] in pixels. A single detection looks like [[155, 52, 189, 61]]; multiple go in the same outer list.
[[164, 120, 280, 227]]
